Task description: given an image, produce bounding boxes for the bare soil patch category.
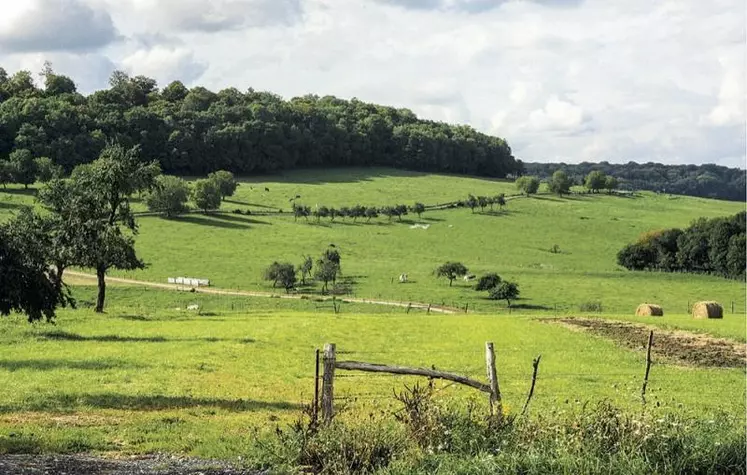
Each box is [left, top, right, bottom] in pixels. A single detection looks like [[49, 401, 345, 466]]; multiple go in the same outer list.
[[550, 318, 746, 368]]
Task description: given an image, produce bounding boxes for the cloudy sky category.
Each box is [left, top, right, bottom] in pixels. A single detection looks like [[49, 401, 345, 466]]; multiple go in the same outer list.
[[0, 0, 744, 167]]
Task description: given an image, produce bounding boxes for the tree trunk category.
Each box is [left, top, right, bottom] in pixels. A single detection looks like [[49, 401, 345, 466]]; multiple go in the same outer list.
[[53, 263, 66, 294], [449, 278, 453, 287], [95, 266, 107, 313]]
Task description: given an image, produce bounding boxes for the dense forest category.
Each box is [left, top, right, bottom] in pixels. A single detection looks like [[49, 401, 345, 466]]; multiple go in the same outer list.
[[524, 162, 746, 202], [617, 212, 746, 280], [0, 66, 519, 178]]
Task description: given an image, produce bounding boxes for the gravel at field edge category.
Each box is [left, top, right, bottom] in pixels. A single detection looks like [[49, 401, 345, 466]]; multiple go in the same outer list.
[[0, 454, 266, 475]]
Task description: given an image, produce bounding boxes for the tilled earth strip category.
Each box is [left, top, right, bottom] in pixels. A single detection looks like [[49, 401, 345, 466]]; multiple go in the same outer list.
[[548, 317, 746, 368]]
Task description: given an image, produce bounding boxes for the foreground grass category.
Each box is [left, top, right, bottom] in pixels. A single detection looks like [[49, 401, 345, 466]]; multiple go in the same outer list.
[[0, 297, 743, 458]]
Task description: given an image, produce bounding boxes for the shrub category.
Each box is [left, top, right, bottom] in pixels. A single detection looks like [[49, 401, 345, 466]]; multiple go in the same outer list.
[[475, 273, 501, 291]]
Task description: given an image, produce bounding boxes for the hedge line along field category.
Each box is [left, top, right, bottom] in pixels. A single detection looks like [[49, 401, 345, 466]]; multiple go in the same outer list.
[[0, 168, 744, 314], [0, 290, 744, 458]]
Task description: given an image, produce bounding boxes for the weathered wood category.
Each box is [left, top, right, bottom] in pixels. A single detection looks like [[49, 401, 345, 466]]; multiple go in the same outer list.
[[485, 342, 501, 416], [313, 348, 320, 425], [641, 331, 654, 404], [322, 343, 336, 422], [335, 360, 491, 393], [520, 354, 541, 417]]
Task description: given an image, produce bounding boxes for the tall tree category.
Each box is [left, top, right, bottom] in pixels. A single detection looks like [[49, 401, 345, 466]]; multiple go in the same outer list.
[[435, 262, 468, 287], [548, 170, 572, 196], [9, 149, 36, 189]]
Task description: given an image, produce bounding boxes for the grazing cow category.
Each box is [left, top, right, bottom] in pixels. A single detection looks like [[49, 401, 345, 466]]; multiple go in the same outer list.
[[399, 273, 408, 283], [187, 304, 200, 311], [463, 274, 476, 281]]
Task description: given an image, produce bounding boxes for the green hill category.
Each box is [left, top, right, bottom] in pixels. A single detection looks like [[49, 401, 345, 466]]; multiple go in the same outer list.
[[4, 167, 741, 315]]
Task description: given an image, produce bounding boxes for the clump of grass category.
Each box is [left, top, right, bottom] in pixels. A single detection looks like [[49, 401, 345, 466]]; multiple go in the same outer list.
[[247, 397, 746, 474]]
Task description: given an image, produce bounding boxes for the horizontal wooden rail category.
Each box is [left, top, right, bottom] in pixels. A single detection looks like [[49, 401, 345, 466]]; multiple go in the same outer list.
[[335, 360, 491, 393]]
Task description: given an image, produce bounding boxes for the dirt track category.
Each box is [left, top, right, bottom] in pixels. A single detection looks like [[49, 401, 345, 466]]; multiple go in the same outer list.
[[65, 271, 457, 314], [551, 317, 746, 368]]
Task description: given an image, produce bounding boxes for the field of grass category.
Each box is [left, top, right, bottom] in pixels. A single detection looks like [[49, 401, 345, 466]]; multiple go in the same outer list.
[[1, 169, 744, 313], [0, 291, 744, 457]]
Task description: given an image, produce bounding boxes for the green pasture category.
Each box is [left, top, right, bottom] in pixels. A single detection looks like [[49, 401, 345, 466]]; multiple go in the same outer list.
[[0, 289, 744, 457], [0, 168, 743, 314]]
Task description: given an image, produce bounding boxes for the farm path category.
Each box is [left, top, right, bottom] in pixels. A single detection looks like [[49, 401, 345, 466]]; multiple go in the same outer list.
[[65, 270, 458, 314]]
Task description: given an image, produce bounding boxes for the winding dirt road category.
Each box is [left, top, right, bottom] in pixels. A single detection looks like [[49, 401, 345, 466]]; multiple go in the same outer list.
[[65, 271, 457, 314]]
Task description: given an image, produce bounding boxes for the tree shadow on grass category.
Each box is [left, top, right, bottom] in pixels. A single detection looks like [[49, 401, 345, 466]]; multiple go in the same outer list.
[[35, 330, 254, 344], [175, 215, 251, 230], [0, 188, 36, 197], [213, 213, 271, 226], [0, 359, 144, 371], [0, 201, 28, 212], [509, 303, 553, 311], [0, 393, 298, 413]]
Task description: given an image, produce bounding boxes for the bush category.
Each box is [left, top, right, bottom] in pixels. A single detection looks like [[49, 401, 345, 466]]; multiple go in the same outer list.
[[475, 273, 501, 291]]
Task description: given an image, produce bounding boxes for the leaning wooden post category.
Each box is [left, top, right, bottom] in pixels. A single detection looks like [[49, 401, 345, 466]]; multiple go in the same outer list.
[[485, 342, 502, 418], [322, 343, 337, 423], [641, 331, 653, 404]]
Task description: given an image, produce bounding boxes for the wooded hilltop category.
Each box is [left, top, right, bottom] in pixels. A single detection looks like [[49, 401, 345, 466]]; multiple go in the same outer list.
[[0, 65, 743, 201]]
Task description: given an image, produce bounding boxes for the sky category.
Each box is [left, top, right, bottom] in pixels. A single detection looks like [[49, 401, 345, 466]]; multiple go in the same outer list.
[[0, 0, 744, 167]]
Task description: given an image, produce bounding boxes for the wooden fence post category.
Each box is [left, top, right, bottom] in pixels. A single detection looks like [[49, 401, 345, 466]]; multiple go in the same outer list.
[[313, 348, 320, 425], [322, 343, 336, 423], [485, 342, 502, 417], [427, 304, 431, 314]]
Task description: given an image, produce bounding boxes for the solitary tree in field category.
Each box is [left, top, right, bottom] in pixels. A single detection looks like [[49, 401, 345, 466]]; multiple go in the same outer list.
[[192, 178, 221, 213], [146, 175, 190, 217], [516, 176, 540, 195], [489, 281, 520, 307], [411, 202, 426, 218], [208, 170, 238, 200], [264, 262, 296, 291], [65, 144, 159, 312], [475, 273, 501, 291], [548, 170, 572, 196], [584, 171, 606, 193], [299, 255, 313, 284], [435, 262, 469, 287]]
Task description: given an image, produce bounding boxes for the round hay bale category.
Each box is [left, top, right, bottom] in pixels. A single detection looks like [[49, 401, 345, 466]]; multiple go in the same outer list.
[[635, 303, 663, 316], [692, 301, 723, 319]]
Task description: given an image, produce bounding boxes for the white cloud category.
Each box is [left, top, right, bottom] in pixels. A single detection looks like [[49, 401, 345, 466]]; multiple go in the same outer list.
[[0, 0, 118, 53], [0, 0, 744, 167], [121, 46, 207, 86], [526, 96, 593, 134]]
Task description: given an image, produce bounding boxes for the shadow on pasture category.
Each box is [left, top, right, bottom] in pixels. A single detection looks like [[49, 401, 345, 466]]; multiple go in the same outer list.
[[224, 199, 277, 210], [0, 188, 37, 197], [476, 209, 518, 217], [35, 330, 254, 344], [0, 393, 298, 413], [422, 216, 445, 222], [212, 213, 272, 226], [509, 303, 554, 311], [175, 215, 251, 230], [0, 358, 143, 371], [0, 201, 28, 212]]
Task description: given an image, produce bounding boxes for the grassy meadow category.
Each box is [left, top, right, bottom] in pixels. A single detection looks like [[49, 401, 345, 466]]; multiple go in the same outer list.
[[0, 167, 745, 465], [0, 286, 744, 457]]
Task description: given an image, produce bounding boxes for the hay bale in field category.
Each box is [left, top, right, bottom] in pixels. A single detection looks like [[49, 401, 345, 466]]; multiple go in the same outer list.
[[692, 301, 723, 319], [635, 303, 663, 316]]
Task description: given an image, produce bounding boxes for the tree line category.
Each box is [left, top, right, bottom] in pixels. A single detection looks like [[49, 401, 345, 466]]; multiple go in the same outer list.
[[617, 211, 746, 280], [0, 65, 521, 179], [264, 248, 341, 294], [524, 162, 745, 202]]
